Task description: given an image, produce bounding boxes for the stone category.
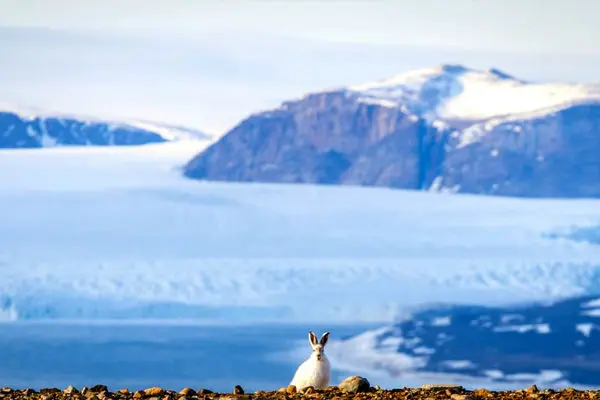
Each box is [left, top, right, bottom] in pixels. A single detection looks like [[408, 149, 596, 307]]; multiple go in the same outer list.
[[451, 394, 471, 400], [302, 386, 315, 394], [144, 388, 165, 397], [233, 385, 244, 395], [527, 385, 540, 394], [286, 385, 297, 394], [90, 386, 108, 394], [473, 388, 492, 397], [178, 388, 195, 396], [422, 384, 464, 390], [40, 389, 61, 395], [132, 391, 143, 399], [338, 376, 370, 393]]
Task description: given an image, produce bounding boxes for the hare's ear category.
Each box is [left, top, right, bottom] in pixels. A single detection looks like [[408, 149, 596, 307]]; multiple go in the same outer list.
[[308, 331, 318, 346], [320, 332, 330, 347]]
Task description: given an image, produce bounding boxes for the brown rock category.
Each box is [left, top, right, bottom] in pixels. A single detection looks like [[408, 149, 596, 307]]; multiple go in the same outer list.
[[65, 386, 79, 395], [118, 389, 129, 395], [527, 385, 539, 394], [422, 384, 463, 390], [132, 391, 143, 399], [233, 385, 244, 395], [90, 386, 108, 394], [286, 385, 297, 394], [40, 389, 61, 395], [178, 388, 195, 396], [302, 386, 315, 394], [473, 388, 492, 397], [451, 394, 471, 400], [338, 376, 370, 393], [144, 388, 165, 397]]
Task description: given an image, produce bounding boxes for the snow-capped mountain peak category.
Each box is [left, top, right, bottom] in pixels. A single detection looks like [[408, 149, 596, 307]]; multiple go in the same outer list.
[[348, 64, 600, 122]]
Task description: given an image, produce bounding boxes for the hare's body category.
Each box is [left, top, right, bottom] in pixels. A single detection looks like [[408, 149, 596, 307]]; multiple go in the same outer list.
[[290, 353, 331, 389], [290, 331, 331, 390]]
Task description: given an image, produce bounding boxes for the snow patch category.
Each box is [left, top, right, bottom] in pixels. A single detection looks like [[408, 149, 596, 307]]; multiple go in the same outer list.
[[484, 370, 505, 379], [500, 314, 524, 324], [582, 298, 600, 308], [504, 370, 564, 384], [442, 360, 476, 370], [348, 64, 600, 122], [493, 323, 551, 334], [326, 328, 427, 377], [431, 316, 451, 326], [582, 309, 600, 317], [576, 323, 595, 337]]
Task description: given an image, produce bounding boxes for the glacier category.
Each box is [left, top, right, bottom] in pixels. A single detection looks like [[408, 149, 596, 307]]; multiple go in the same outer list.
[[0, 141, 599, 323]]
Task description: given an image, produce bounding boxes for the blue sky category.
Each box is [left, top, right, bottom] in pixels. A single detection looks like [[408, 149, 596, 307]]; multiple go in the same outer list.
[[0, 0, 599, 134]]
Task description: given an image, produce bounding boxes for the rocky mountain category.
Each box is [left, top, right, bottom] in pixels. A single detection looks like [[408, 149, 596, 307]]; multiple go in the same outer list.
[[331, 295, 600, 387], [0, 105, 209, 148], [183, 64, 600, 198]]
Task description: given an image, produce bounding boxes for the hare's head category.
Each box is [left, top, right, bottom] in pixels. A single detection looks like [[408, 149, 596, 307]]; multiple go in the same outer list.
[[308, 331, 330, 361]]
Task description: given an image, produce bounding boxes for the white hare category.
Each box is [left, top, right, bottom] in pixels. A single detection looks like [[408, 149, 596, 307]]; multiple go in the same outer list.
[[290, 331, 331, 390]]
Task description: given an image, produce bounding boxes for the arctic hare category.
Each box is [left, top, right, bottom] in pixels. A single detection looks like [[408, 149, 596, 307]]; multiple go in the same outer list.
[[290, 331, 331, 390]]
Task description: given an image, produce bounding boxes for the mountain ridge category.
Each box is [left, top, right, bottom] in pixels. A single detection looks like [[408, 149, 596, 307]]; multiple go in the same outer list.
[[0, 103, 211, 148], [183, 64, 600, 198]]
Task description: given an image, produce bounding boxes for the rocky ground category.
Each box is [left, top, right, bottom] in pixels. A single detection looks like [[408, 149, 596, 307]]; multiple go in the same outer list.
[[0, 377, 598, 400]]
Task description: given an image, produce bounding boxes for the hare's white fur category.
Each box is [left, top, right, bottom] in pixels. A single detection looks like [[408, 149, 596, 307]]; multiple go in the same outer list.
[[290, 331, 331, 390]]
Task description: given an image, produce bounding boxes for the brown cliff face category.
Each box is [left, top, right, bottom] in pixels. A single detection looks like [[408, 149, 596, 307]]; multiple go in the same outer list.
[[184, 88, 600, 198], [439, 104, 600, 198], [183, 91, 449, 190]]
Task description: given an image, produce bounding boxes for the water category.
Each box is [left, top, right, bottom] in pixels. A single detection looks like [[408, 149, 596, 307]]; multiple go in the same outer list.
[[0, 322, 377, 392]]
